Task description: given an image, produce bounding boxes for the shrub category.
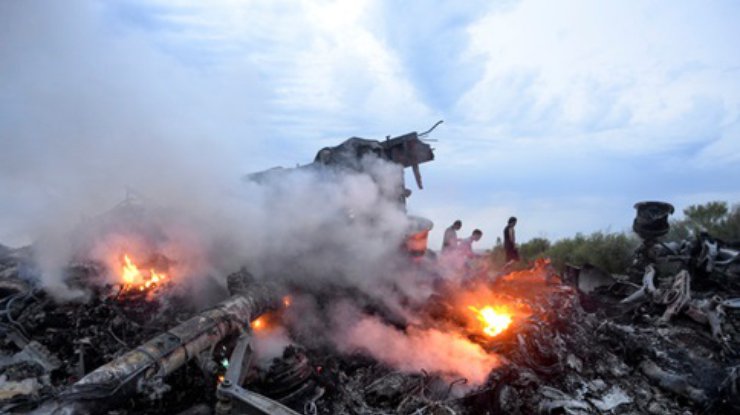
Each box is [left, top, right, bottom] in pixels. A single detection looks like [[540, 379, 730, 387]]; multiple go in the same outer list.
[[519, 237, 551, 261], [484, 201, 738, 275], [662, 201, 740, 243], [543, 232, 638, 274]]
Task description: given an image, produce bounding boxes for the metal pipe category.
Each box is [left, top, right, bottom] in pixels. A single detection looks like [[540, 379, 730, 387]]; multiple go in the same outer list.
[[33, 276, 280, 414]]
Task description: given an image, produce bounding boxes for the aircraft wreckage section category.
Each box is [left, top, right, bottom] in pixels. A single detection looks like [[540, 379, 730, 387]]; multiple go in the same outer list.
[[1, 241, 737, 414]]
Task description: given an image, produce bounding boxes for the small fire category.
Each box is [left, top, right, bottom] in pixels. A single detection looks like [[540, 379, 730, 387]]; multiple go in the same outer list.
[[249, 299, 290, 332], [122, 255, 140, 285], [119, 254, 167, 292], [468, 305, 513, 337], [450, 259, 558, 340], [251, 316, 265, 330]]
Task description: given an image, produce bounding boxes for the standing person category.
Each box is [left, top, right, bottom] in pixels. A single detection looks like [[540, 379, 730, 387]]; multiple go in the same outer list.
[[504, 217, 519, 265], [459, 229, 483, 258], [442, 220, 462, 252]]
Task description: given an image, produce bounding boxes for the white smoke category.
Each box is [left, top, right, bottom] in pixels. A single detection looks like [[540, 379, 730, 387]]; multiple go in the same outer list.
[[329, 302, 500, 386], [0, 0, 413, 300], [0, 1, 498, 385], [252, 326, 294, 368]]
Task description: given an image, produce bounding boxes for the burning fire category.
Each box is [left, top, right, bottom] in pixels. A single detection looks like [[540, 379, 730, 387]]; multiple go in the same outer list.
[[468, 305, 513, 337], [119, 254, 167, 292], [251, 316, 265, 330], [249, 297, 291, 332], [449, 259, 559, 339]]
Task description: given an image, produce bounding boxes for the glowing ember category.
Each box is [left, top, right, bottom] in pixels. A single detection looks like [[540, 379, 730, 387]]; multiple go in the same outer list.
[[119, 254, 167, 292], [468, 305, 513, 337], [251, 316, 265, 330], [283, 296, 292, 307]]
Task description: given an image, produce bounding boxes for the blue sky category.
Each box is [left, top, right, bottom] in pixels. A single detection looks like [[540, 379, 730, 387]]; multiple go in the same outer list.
[[1, 0, 739, 248]]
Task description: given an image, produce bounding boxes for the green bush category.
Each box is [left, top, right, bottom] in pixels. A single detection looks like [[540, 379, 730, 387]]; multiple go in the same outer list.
[[545, 232, 640, 273], [668, 201, 740, 242], [484, 232, 637, 274], [540, 232, 638, 274], [519, 237, 551, 261], [487, 237, 507, 268], [484, 201, 738, 275]]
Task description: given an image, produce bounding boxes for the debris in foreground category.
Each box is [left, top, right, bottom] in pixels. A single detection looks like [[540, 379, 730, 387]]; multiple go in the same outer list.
[[1, 241, 738, 414]]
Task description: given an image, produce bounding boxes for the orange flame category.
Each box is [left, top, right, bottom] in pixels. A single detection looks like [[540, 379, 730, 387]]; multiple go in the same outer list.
[[251, 316, 265, 330], [122, 254, 140, 285], [119, 254, 167, 292], [468, 305, 513, 337], [250, 303, 289, 333]]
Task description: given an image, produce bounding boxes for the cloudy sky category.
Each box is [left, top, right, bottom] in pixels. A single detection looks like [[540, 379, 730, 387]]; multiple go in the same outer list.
[[2, 0, 739, 248]]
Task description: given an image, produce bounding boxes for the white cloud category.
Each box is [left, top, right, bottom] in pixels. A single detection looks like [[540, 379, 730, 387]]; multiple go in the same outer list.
[[457, 0, 740, 154], [148, 0, 435, 143], [693, 121, 740, 166]]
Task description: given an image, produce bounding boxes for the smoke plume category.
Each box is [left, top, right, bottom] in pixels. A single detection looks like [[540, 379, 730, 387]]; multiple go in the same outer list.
[[335, 314, 500, 386], [0, 1, 500, 385]]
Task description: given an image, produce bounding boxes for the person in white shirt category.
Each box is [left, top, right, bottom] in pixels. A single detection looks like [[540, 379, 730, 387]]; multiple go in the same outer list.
[[458, 229, 483, 258], [442, 220, 462, 252]]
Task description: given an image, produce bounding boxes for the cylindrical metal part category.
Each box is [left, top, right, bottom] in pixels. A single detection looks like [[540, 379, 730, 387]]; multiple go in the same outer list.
[[32, 275, 280, 414], [69, 302, 236, 394]]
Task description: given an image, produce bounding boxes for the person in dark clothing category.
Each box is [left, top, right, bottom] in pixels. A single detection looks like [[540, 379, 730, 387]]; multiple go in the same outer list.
[[504, 216, 519, 265]]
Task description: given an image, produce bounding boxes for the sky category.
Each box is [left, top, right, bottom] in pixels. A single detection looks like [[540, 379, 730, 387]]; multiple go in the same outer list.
[[1, 0, 740, 249]]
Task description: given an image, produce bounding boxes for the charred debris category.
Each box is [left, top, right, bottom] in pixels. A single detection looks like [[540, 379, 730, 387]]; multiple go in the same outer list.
[[1, 126, 739, 414]]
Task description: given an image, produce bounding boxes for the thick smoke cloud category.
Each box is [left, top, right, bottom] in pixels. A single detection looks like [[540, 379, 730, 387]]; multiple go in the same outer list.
[[0, 1, 413, 297], [21, 155, 413, 303], [0, 1, 501, 384], [0, 0, 265, 247], [0, 0, 261, 295]]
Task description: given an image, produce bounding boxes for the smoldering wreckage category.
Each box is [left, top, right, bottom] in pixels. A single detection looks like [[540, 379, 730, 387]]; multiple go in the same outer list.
[[1, 126, 739, 415]]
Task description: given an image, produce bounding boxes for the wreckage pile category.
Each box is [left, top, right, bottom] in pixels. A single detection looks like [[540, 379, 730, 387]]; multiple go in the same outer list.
[[0, 250, 210, 413], [1, 241, 738, 415]]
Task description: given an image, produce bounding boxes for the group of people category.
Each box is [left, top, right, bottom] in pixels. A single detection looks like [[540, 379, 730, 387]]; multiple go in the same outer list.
[[441, 220, 481, 258], [441, 217, 520, 266]]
